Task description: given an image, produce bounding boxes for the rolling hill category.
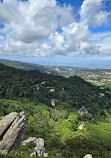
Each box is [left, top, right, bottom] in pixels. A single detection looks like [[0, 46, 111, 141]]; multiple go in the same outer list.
[[0, 63, 111, 158], [0, 59, 111, 88]]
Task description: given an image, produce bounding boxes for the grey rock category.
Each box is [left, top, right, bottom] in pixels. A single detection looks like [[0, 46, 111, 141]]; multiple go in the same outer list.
[[36, 138, 44, 150], [22, 137, 48, 157], [0, 112, 26, 154], [0, 112, 17, 138], [30, 152, 36, 157], [20, 111, 25, 116], [83, 154, 93, 158], [43, 153, 48, 157], [21, 137, 37, 145], [34, 147, 45, 157], [34, 138, 45, 156]]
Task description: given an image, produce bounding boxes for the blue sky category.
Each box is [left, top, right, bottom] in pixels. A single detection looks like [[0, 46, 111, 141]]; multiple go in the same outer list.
[[0, 0, 111, 68], [0, 24, 4, 28], [57, 0, 84, 7]]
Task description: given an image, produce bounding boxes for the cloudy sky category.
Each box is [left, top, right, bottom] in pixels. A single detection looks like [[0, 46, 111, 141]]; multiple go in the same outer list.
[[0, 0, 111, 68]]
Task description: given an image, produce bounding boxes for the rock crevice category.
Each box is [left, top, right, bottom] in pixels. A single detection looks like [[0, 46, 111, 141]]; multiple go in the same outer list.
[[0, 112, 26, 154]]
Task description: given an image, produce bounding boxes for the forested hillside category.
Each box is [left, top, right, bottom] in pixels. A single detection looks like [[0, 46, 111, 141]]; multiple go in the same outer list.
[[1, 59, 111, 88], [0, 63, 111, 158], [0, 59, 48, 71]]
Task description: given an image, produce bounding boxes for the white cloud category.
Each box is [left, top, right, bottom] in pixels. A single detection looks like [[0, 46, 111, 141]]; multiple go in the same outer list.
[[0, 0, 111, 58], [0, 0, 74, 43], [80, 0, 110, 27], [0, 35, 4, 40], [95, 11, 110, 26]]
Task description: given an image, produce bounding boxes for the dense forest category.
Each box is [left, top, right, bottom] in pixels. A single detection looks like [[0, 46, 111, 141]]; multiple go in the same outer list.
[[0, 63, 111, 158]]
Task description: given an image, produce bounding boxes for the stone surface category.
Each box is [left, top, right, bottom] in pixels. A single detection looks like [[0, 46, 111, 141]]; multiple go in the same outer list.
[[20, 111, 25, 116], [0, 112, 26, 154], [83, 154, 93, 158], [36, 138, 44, 150], [22, 137, 48, 157], [30, 152, 36, 157], [43, 153, 48, 157], [34, 138, 45, 156], [0, 112, 17, 138], [21, 137, 37, 145]]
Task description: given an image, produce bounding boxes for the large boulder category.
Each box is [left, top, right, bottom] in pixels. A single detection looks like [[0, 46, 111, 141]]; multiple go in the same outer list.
[[0, 111, 26, 154], [83, 154, 93, 158], [0, 112, 17, 138]]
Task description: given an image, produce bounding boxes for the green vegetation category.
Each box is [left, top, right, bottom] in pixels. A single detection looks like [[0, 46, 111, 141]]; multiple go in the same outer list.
[[0, 63, 111, 157], [0, 59, 111, 88], [106, 82, 111, 88]]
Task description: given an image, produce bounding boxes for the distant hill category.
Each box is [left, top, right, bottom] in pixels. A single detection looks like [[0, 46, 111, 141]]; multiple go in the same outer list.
[[0, 59, 111, 88], [0, 59, 49, 71], [0, 59, 64, 75], [0, 62, 110, 110], [0, 62, 94, 107]]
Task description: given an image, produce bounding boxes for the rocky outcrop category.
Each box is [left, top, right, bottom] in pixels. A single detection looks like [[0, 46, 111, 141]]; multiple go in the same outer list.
[[34, 138, 45, 157], [0, 112, 17, 138], [22, 137, 48, 157], [83, 154, 93, 158], [0, 112, 26, 154]]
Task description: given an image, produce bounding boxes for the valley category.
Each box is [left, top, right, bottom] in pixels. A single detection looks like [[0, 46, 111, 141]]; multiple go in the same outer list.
[[0, 63, 111, 158]]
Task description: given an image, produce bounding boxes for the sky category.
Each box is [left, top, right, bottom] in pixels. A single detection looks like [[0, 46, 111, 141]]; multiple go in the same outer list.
[[0, 0, 111, 68]]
